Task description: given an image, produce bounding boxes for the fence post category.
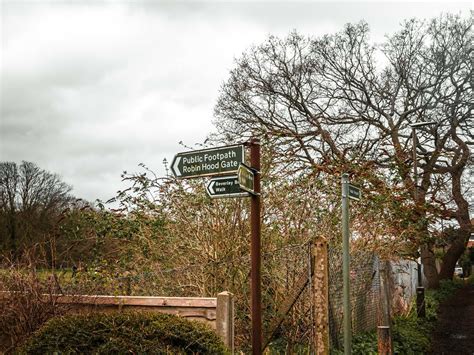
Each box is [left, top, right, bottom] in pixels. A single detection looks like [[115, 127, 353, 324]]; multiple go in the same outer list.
[[216, 291, 234, 353], [416, 260, 425, 318], [377, 261, 393, 354], [312, 239, 330, 355], [416, 287, 426, 318], [377, 326, 391, 355]]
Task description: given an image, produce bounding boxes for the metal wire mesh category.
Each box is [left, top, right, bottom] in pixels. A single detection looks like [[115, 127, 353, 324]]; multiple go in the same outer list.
[[261, 241, 315, 351], [52, 239, 399, 352], [328, 245, 381, 349]]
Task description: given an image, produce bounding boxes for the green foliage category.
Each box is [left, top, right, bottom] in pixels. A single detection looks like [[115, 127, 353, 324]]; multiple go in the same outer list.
[[20, 312, 228, 354], [392, 317, 432, 354], [351, 331, 377, 354], [434, 280, 457, 299], [337, 279, 463, 355], [266, 339, 312, 354], [329, 332, 379, 355], [391, 281, 462, 353]]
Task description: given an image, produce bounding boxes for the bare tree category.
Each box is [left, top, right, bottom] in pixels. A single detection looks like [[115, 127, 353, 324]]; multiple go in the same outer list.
[[215, 14, 472, 288], [0, 161, 73, 254]]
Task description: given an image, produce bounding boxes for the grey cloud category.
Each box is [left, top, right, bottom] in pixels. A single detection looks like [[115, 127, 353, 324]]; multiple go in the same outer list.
[[1, 1, 470, 203], [130, 2, 471, 37]]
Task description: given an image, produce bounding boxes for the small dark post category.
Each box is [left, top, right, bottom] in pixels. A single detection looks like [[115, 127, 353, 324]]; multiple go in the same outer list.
[[416, 287, 425, 318], [378, 261, 393, 354], [416, 261, 425, 317], [249, 138, 262, 355], [377, 326, 392, 355]]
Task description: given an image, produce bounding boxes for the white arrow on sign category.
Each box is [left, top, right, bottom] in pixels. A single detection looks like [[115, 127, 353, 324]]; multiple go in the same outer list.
[[207, 181, 216, 195], [206, 176, 250, 199], [172, 156, 182, 177]]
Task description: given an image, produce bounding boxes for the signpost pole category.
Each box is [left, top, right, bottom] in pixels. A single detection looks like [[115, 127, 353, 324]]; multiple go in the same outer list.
[[249, 137, 262, 355], [342, 173, 352, 355]]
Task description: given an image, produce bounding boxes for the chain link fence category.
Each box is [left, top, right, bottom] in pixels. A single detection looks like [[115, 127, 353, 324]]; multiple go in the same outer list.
[[327, 246, 382, 349], [15, 239, 418, 352], [262, 241, 315, 351]]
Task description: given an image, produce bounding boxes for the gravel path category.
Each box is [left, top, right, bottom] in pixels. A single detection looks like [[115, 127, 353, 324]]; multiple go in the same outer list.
[[429, 284, 474, 355]]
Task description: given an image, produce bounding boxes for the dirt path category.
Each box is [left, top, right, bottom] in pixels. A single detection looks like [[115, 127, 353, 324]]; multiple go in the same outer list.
[[429, 283, 474, 355]]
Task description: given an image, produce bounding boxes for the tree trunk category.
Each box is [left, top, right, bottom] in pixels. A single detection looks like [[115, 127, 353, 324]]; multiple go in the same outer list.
[[439, 229, 470, 281], [421, 244, 439, 289], [8, 212, 16, 254], [440, 153, 472, 280], [418, 211, 440, 289]]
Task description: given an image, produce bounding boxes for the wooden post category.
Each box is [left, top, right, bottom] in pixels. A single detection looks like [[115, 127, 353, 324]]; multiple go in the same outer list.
[[217, 291, 234, 353], [377, 326, 392, 355], [313, 239, 330, 355], [416, 287, 425, 318], [378, 261, 393, 354]]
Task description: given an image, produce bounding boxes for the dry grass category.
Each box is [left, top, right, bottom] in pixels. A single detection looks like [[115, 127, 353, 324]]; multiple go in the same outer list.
[[0, 258, 73, 353]]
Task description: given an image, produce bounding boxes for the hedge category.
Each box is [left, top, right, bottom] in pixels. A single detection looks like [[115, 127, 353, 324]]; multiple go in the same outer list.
[[20, 312, 228, 354]]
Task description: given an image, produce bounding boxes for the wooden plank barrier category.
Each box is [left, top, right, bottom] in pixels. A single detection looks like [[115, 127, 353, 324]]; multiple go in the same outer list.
[[0, 291, 234, 351]]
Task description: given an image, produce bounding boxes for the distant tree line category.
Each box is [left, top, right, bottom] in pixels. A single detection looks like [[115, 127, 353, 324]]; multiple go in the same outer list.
[[0, 161, 75, 261]]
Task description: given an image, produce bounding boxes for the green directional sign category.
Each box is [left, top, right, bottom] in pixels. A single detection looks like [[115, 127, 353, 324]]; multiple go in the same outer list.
[[238, 163, 256, 195], [206, 175, 250, 199], [348, 184, 361, 201], [171, 145, 244, 179]]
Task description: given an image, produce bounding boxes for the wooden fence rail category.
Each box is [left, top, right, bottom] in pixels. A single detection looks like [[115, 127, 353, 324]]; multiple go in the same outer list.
[[0, 291, 234, 352]]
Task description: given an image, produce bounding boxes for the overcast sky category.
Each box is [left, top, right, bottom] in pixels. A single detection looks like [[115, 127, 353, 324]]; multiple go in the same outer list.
[[1, 1, 471, 203]]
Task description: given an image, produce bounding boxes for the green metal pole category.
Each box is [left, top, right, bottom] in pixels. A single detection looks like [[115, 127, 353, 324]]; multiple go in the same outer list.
[[342, 173, 352, 355]]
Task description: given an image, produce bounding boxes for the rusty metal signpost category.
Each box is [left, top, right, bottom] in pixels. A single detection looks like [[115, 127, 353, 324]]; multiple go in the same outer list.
[[248, 138, 261, 354], [172, 139, 262, 355]]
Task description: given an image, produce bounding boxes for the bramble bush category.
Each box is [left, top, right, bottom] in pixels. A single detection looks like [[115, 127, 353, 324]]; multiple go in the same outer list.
[[0, 263, 72, 353]]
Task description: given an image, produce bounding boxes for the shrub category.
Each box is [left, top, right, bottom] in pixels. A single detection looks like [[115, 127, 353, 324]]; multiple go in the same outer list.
[[392, 316, 432, 354], [332, 279, 463, 355], [351, 331, 377, 354], [20, 312, 228, 354], [0, 266, 71, 353], [390, 280, 462, 354]]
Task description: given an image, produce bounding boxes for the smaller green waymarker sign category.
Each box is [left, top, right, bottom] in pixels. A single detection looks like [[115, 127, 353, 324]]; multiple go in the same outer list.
[[348, 184, 361, 201], [238, 163, 256, 195], [206, 176, 250, 199], [171, 144, 244, 179]]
